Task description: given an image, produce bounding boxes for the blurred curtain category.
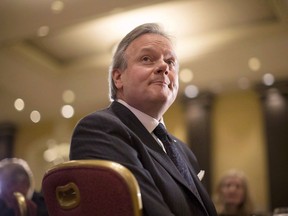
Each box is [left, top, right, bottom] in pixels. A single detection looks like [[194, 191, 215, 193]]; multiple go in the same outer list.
[[0, 122, 17, 160], [256, 80, 288, 210], [184, 93, 214, 194]]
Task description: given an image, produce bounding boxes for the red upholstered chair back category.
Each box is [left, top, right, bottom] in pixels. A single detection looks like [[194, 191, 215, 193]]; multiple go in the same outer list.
[[42, 160, 142, 216]]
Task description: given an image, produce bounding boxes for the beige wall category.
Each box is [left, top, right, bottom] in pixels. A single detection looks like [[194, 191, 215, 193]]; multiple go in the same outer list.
[[211, 90, 269, 212], [165, 98, 187, 143]]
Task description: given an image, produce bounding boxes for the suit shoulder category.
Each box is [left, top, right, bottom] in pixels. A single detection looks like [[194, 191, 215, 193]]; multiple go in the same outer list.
[[77, 107, 120, 124]]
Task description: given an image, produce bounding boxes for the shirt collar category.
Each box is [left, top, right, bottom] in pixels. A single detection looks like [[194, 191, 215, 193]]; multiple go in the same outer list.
[[117, 99, 164, 133]]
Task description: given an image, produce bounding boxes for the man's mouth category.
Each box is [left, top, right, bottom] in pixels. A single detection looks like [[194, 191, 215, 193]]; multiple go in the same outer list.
[[152, 79, 170, 86]]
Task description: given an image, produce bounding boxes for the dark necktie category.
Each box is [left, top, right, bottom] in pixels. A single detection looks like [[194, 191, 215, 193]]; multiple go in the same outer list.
[[153, 123, 200, 197]]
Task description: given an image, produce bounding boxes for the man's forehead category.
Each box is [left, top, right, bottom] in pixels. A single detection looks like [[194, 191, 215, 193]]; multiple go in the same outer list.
[[127, 34, 176, 56]]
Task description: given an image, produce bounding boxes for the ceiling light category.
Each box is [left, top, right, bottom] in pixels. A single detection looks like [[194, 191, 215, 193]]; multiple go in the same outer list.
[[43, 142, 69, 163], [263, 73, 275, 86], [248, 57, 261, 71], [184, 85, 199, 98], [266, 88, 285, 111], [61, 105, 74, 118], [14, 98, 25, 111], [37, 26, 50, 37], [30, 110, 41, 123], [179, 68, 193, 83], [43, 148, 57, 162], [51, 1, 64, 14], [62, 90, 75, 103]]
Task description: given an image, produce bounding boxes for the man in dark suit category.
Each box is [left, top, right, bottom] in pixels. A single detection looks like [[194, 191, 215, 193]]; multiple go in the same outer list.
[[70, 23, 217, 216]]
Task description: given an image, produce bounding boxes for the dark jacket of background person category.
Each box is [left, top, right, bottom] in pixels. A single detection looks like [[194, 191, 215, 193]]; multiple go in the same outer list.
[[0, 199, 15, 216], [32, 192, 49, 216]]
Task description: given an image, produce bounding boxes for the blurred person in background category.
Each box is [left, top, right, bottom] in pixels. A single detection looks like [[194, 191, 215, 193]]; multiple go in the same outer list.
[[0, 158, 48, 216], [213, 169, 255, 216]]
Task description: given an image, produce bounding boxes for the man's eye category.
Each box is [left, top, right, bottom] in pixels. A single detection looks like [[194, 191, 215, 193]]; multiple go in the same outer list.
[[167, 59, 176, 66], [142, 56, 151, 62]]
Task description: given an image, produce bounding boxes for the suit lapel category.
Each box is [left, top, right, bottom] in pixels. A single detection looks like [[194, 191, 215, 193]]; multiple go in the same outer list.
[[110, 102, 207, 208], [110, 102, 190, 182]]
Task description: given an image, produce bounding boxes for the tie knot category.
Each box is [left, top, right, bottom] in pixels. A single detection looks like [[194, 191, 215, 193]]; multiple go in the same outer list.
[[153, 123, 168, 139]]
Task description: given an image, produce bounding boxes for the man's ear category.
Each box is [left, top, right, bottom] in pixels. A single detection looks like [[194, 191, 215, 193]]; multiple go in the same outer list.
[[112, 69, 123, 89]]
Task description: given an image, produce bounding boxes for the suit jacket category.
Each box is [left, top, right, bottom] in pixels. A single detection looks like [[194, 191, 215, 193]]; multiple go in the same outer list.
[[70, 101, 217, 216]]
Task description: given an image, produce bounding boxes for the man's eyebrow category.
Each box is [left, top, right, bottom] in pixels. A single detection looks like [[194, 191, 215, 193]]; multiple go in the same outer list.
[[139, 47, 177, 58]]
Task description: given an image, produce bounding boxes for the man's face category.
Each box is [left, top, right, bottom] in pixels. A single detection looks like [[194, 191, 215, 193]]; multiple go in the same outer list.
[[113, 33, 179, 119]]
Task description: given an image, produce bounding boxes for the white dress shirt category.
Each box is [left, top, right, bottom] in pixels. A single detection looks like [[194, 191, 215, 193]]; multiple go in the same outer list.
[[117, 99, 166, 152]]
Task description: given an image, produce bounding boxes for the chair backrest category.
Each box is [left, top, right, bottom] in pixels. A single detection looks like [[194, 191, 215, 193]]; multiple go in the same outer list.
[[13, 192, 37, 216], [42, 160, 142, 216]]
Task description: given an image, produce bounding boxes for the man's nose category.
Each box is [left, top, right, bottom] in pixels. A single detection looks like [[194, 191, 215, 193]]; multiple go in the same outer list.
[[156, 60, 169, 75]]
